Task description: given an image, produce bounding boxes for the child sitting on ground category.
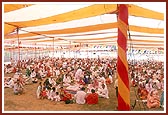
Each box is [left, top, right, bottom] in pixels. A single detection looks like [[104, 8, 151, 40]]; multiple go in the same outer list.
[[54, 92, 61, 102]]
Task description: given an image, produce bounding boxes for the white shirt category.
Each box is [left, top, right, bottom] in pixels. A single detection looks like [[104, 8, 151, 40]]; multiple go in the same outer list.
[[75, 90, 87, 104], [54, 95, 61, 102], [55, 69, 60, 76], [97, 87, 109, 99]]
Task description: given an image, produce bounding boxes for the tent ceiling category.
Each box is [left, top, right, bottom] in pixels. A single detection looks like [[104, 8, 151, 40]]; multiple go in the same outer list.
[[5, 22, 163, 39], [3, 2, 165, 49], [4, 4, 33, 13]]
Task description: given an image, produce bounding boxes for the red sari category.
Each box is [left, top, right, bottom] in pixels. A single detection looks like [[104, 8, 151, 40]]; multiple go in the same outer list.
[[86, 93, 98, 104], [60, 89, 72, 101]]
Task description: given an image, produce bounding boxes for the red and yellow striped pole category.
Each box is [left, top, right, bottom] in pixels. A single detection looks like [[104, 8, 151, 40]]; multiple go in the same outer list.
[[117, 4, 130, 110]]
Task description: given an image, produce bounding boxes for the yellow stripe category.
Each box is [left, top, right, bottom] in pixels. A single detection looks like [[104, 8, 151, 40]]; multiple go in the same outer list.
[[129, 4, 164, 21], [118, 45, 128, 71], [118, 74, 130, 105], [118, 19, 128, 38]]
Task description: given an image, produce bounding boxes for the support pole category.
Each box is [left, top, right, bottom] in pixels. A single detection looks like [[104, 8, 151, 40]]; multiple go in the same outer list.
[[117, 4, 130, 111], [69, 41, 71, 58], [53, 37, 54, 57], [35, 43, 36, 59], [16, 27, 20, 68]]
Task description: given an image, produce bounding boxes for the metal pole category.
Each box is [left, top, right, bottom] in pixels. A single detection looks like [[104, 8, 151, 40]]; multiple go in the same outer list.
[[53, 37, 54, 57], [52, 37, 54, 76], [16, 27, 20, 68], [12, 41, 14, 60], [35, 43, 36, 59], [69, 41, 71, 58]]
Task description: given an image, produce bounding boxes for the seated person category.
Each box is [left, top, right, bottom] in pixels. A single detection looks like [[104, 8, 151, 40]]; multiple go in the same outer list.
[[13, 80, 24, 95], [78, 77, 85, 85], [4, 77, 14, 88], [147, 90, 160, 109], [49, 77, 56, 86], [48, 87, 56, 101], [25, 67, 31, 77], [74, 87, 87, 104], [131, 77, 138, 87], [66, 83, 80, 93], [39, 69, 46, 78], [87, 83, 96, 93], [106, 75, 113, 84], [137, 84, 148, 101], [86, 89, 98, 104], [5, 66, 14, 74], [92, 77, 99, 89], [83, 75, 90, 84], [54, 92, 61, 102], [24, 76, 33, 85], [32, 77, 38, 83], [41, 87, 47, 99], [63, 75, 71, 86], [140, 87, 148, 101], [30, 69, 36, 78], [60, 87, 72, 103], [97, 84, 109, 99]]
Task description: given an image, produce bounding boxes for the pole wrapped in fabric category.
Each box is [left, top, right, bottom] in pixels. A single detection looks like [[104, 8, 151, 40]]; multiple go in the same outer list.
[[117, 4, 130, 111]]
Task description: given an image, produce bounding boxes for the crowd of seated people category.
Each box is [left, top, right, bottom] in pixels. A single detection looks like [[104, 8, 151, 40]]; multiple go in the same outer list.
[[130, 60, 164, 109], [4, 57, 164, 108]]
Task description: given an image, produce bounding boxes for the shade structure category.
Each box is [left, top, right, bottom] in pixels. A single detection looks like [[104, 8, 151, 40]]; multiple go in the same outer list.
[[4, 4, 33, 13], [3, 3, 165, 112], [3, 2, 165, 53]]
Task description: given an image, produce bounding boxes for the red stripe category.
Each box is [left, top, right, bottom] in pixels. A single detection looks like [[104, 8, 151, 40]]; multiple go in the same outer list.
[[117, 4, 130, 111], [118, 93, 130, 110], [117, 29, 127, 51], [117, 57, 129, 89], [118, 5, 128, 25]]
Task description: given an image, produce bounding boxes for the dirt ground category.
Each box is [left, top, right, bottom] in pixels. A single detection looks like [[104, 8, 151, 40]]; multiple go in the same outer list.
[[3, 72, 164, 112]]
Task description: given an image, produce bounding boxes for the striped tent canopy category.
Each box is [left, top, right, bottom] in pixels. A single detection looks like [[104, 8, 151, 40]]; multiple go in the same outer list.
[[3, 2, 165, 51]]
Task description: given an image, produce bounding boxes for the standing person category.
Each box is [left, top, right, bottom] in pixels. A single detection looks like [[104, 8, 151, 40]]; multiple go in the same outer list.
[[74, 87, 87, 104], [86, 89, 98, 104], [36, 82, 42, 99], [114, 78, 118, 97], [160, 91, 164, 108]]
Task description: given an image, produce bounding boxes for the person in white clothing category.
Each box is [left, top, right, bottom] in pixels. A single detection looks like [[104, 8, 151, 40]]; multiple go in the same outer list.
[[48, 87, 56, 101], [97, 84, 109, 99], [87, 83, 95, 93], [4, 77, 14, 88], [54, 92, 61, 102], [55, 68, 60, 77], [75, 68, 83, 82], [30, 70, 36, 78], [63, 75, 71, 86], [36, 82, 42, 99], [74, 87, 87, 104]]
